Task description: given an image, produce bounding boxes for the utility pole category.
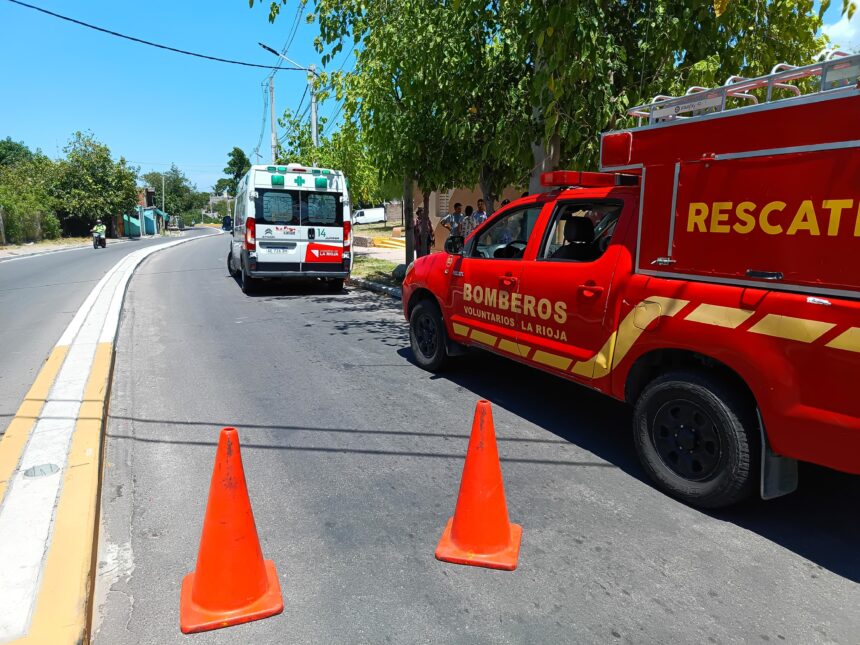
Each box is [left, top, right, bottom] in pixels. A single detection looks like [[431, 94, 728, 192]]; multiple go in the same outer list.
[[269, 78, 278, 164], [309, 65, 318, 150], [161, 173, 165, 234]]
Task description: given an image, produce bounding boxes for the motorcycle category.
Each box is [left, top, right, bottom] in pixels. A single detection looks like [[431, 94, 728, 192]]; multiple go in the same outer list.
[[92, 232, 106, 249]]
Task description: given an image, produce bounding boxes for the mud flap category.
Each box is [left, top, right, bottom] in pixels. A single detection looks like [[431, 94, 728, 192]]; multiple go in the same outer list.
[[758, 410, 798, 500]]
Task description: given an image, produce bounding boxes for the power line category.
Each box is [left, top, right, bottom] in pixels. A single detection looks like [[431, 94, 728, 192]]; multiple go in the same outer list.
[[323, 100, 345, 136], [252, 82, 270, 162], [5, 0, 304, 71]]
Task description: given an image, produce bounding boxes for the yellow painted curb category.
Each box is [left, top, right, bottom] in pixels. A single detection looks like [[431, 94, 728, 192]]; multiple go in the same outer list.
[[15, 342, 114, 645], [0, 346, 69, 503]]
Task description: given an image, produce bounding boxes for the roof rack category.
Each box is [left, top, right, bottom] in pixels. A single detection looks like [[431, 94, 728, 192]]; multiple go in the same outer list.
[[628, 49, 860, 127]]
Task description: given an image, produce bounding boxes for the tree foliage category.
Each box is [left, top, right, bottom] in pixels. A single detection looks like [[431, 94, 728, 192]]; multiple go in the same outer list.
[[276, 108, 388, 206], [223, 147, 251, 196], [142, 165, 207, 219], [257, 0, 829, 203], [51, 131, 139, 236]]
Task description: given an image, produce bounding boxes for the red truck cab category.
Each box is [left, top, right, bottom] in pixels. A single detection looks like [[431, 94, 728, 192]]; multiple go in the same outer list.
[[402, 51, 860, 508]]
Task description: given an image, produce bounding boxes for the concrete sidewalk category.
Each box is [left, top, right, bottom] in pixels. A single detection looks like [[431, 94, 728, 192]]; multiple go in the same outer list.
[[354, 245, 407, 264]]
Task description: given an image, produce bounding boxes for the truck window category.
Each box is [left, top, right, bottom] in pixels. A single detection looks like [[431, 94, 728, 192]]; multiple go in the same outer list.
[[257, 190, 300, 225], [469, 206, 542, 260], [541, 202, 621, 262], [304, 192, 342, 226]]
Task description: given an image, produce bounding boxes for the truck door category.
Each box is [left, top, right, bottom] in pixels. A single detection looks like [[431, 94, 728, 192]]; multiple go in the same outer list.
[[447, 204, 544, 356], [254, 189, 302, 270], [301, 191, 344, 271], [516, 198, 630, 378]]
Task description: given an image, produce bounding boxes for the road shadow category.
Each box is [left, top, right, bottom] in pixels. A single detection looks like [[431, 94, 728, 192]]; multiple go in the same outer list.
[[229, 272, 349, 298], [394, 345, 860, 582]]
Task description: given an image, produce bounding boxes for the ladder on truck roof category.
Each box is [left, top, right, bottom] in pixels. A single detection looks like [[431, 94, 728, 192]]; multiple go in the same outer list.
[[628, 49, 860, 127]]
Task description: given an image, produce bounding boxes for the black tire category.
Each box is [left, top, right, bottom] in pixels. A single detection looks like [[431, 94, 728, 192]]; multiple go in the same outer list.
[[93, 239, 98, 249], [632, 370, 757, 509], [409, 299, 448, 371], [227, 250, 238, 277], [241, 263, 258, 295], [326, 278, 344, 292]]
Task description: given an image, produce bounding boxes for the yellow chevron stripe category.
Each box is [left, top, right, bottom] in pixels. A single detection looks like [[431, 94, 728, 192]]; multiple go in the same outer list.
[[452, 322, 470, 337], [470, 329, 498, 347], [748, 314, 835, 343], [573, 297, 688, 378], [685, 304, 754, 329], [533, 350, 572, 371], [496, 339, 531, 358], [826, 327, 860, 353]]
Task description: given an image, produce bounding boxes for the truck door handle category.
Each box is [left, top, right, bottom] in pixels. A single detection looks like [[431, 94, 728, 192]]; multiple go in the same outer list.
[[746, 269, 783, 281], [500, 276, 518, 288], [578, 284, 604, 297]]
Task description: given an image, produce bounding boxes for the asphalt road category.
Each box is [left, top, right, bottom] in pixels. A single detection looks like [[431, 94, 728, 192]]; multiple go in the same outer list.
[[0, 230, 210, 437], [94, 233, 860, 644]]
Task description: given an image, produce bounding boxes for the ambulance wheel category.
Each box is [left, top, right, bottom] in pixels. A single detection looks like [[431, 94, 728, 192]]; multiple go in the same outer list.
[[326, 278, 344, 292], [227, 250, 238, 277], [241, 264, 257, 295], [633, 371, 756, 509], [409, 299, 447, 371]]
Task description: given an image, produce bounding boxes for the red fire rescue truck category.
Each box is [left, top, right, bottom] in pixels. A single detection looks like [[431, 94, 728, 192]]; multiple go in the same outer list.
[[402, 51, 860, 508]]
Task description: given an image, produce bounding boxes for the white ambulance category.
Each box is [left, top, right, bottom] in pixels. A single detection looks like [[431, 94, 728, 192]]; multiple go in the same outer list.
[[227, 163, 352, 294]]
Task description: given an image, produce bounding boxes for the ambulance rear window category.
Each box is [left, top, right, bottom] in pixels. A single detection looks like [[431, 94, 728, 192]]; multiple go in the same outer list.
[[254, 189, 343, 226], [304, 192, 343, 226]]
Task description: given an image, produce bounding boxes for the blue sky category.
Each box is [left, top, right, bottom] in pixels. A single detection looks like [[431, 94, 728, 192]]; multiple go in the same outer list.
[[0, 0, 354, 191], [0, 1, 854, 192]]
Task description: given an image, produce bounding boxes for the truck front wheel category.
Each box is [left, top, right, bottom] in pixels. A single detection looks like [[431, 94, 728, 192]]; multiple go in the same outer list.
[[409, 299, 448, 371], [633, 371, 756, 509]]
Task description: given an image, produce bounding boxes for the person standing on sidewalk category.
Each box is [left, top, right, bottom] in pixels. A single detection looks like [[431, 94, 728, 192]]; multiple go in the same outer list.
[[440, 203, 465, 239], [469, 199, 488, 232], [414, 208, 435, 257]]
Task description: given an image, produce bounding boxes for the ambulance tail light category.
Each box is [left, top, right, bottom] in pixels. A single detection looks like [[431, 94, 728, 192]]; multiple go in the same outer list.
[[244, 217, 256, 251], [540, 171, 616, 188], [342, 220, 352, 270]]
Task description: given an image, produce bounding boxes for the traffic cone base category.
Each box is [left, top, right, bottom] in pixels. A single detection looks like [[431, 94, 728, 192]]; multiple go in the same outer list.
[[435, 517, 523, 571], [180, 559, 283, 634]]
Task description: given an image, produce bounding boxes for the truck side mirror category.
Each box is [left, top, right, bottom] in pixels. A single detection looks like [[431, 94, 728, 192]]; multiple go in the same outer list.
[[444, 235, 465, 256]]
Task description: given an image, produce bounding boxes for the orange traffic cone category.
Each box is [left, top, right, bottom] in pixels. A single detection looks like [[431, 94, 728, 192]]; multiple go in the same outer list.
[[180, 428, 284, 633], [435, 400, 522, 570]]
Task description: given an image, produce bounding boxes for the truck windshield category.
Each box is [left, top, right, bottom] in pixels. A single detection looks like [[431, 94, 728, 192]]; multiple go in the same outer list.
[[255, 189, 342, 226]]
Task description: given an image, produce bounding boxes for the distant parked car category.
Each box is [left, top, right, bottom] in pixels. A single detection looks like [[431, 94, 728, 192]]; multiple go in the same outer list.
[[352, 207, 385, 225]]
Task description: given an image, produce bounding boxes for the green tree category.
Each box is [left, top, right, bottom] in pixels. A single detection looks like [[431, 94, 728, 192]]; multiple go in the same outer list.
[[142, 165, 203, 220], [52, 131, 138, 236], [213, 178, 232, 196], [0, 137, 35, 167], [0, 153, 59, 243], [276, 108, 387, 207], [223, 147, 251, 196]]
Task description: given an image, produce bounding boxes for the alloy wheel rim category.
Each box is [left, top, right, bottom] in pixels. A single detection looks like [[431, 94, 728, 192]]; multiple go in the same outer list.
[[414, 313, 438, 358], [651, 400, 722, 482]]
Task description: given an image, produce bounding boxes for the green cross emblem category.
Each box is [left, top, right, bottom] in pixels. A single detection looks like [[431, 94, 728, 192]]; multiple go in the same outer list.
[[294, 176, 305, 186]]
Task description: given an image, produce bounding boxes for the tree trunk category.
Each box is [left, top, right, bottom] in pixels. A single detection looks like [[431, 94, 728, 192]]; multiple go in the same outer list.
[[478, 165, 496, 213], [529, 132, 561, 195], [417, 190, 431, 256], [403, 175, 414, 264], [0, 206, 6, 246]]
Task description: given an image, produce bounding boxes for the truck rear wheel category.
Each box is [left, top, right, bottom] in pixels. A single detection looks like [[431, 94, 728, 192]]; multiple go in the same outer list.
[[409, 299, 448, 371], [632, 371, 756, 509], [241, 264, 258, 295]]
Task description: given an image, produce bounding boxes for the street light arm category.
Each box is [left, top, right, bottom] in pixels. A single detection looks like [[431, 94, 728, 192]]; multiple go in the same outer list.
[[258, 41, 319, 76]]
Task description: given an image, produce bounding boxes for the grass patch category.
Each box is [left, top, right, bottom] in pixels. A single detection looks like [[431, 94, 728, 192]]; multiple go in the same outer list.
[[352, 255, 400, 287], [0, 236, 91, 250], [353, 222, 400, 239]]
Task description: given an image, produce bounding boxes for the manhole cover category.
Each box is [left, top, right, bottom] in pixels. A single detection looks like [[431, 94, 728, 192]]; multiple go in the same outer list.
[[23, 463, 59, 478]]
